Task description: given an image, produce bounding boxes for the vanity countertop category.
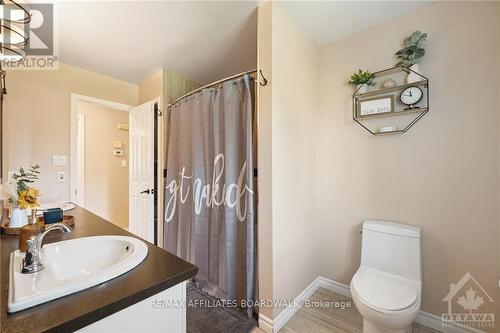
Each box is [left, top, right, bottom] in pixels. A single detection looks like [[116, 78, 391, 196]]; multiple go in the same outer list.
[[0, 206, 198, 333]]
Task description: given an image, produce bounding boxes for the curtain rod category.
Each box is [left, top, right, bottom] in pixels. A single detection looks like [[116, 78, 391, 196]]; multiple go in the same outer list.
[[167, 69, 267, 107]]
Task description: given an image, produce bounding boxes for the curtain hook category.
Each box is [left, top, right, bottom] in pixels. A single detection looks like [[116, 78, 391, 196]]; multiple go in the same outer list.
[[259, 70, 268, 86]]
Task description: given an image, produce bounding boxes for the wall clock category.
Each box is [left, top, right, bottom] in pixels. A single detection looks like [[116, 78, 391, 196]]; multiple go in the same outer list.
[[400, 86, 423, 109]]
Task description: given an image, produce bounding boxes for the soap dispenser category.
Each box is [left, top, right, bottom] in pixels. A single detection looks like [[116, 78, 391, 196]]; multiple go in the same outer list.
[[19, 209, 44, 252]]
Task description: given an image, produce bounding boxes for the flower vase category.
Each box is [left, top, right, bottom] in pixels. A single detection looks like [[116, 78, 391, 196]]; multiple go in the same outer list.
[[407, 64, 422, 84], [356, 84, 368, 94], [10, 207, 28, 228]]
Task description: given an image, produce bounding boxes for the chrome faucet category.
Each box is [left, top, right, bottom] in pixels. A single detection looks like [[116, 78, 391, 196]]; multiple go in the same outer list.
[[21, 223, 72, 274]]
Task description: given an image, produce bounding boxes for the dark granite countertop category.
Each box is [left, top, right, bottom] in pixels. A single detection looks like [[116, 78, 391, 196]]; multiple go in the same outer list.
[[0, 206, 198, 333]]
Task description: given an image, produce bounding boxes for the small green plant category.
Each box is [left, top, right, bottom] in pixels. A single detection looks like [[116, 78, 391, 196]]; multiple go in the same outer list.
[[347, 69, 376, 87], [395, 30, 427, 67]]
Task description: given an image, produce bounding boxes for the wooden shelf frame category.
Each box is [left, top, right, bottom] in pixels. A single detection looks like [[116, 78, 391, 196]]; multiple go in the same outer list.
[[352, 65, 430, 135], [354, 80, 427, 99], [356, 106, 428, 120]]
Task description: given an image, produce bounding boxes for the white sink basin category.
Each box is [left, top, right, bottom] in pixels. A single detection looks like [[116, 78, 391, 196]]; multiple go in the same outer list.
[[8, 235, 148, 313]]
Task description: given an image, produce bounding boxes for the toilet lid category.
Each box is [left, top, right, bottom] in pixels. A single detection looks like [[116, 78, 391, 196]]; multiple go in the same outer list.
[[352, 268, 419, 311]]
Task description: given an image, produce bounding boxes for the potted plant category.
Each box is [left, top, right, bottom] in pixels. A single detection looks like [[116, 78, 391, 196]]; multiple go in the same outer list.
[[348, 69, 376, 94], [4, 165, 41, 227], [395, 30, 428, 83]]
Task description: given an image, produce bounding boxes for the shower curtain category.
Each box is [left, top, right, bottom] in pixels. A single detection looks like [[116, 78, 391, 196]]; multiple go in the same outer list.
[[164, 75, 255, 316]]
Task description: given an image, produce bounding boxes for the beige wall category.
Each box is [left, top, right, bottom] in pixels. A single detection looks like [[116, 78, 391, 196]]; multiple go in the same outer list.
[[259, 2, 322, 319], [272, 1, 321, 314], [317, 1, 500, 324], [77, 101, 129, 228], [4, 63, 138, 203], [139, 70, 164, 105], [259, 1, 500, 327], [257, 1, 274, 321]]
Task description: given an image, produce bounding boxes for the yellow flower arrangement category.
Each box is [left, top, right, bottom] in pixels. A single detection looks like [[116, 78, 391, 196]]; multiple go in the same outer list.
[[18, 187, 41, 209], [5, 165, 41, 209]]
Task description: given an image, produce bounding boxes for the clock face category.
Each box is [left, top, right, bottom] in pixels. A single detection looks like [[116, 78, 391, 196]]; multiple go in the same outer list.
[[400, 86, 423, 106]]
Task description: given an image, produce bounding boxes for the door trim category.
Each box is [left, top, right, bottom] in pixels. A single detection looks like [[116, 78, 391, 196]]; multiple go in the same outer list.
[[70, 93, 132, 204], [76, 113, 85, 207], [155, 99, 164, 248], [153, 99, 162, 247]]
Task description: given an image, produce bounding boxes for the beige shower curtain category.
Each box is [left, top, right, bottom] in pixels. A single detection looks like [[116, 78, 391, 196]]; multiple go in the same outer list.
[[164, 75, 256, 317]]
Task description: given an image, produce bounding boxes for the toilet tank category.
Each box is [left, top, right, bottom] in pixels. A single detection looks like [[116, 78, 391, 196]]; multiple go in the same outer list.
[[360, 220, 421, 282]]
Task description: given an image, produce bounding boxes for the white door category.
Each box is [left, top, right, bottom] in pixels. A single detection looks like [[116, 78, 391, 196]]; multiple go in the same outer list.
[[129, 101, 155, 243]]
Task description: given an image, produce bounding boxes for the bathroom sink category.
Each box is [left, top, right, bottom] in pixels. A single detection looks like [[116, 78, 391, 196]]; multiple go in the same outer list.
[[8, 235, 148, 313]]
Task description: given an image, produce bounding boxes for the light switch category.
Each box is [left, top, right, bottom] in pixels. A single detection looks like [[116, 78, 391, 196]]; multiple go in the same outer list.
[[53, 155, 67, 166], [114, 149, 124, 156], [57, 171, 67, 182], [113, 141, 123, 148], [121, 159, 127, 168]]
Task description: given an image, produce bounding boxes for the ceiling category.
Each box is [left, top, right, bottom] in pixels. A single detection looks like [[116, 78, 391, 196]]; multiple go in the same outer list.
[[55, 1, 427, 85], [279, 1, 428, 46], [56, 1, 259, 84]]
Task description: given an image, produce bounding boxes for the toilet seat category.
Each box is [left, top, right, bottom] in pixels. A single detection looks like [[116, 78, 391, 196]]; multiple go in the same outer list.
[[352, 267, 419, 312]]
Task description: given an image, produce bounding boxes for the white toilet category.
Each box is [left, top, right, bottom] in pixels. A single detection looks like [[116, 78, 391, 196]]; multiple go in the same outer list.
[[350, 220, 421, 333]]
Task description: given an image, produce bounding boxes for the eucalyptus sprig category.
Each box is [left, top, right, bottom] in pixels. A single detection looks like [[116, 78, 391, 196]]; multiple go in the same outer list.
[[11, 164, 40, 193], [395, 30, 428, 67], [348, 70, 376, 87]]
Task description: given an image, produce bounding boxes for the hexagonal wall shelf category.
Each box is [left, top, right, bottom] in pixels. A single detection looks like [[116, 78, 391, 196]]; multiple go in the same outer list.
[[353, 66, 429, 135]]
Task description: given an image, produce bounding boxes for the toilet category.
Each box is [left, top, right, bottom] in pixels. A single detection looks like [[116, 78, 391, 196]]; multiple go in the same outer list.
[[350, 220, 421, 333]]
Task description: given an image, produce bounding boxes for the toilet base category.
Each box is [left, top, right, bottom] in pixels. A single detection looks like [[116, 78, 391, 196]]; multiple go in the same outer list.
[[363, 319, 412, 333]]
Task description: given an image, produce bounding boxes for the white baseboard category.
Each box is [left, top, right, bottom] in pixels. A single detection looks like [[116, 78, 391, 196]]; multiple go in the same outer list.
[[273, 276, 323, 332], [259, 276, 486, 333], [258, 314, 273, 333], [257, 277, 323, 333], [317, 276, 351, 297]]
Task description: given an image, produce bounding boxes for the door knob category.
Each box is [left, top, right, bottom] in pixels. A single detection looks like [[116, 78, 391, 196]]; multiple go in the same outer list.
[[140, 189, 153, 194]]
